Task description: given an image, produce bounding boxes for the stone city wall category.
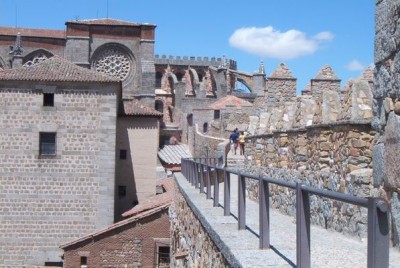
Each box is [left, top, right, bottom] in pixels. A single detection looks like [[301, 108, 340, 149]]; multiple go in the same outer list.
[[374, 0, 400, 247], [244, 122, 375, 239], [170, 181, 230, 268]]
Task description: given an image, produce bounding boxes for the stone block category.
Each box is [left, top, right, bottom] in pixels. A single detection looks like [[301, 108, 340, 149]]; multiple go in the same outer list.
[[384, 112, 400, 189], [372, 143, 385, 187], [391, 192, 400, 246]]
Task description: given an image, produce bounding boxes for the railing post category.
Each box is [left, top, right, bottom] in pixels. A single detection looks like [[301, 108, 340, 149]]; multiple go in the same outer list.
[[206, 166, 212, 199], [199, 163, 205, 193], [238, 172, 246, 230], [190, 161, 195, 187], [296, 182, 310, 268], [367, 197, 389, 268], [259, 176, 270, 249], [213, 167, 219, 207], [224, 170, 231, 216], [194, 162, 200, 189]]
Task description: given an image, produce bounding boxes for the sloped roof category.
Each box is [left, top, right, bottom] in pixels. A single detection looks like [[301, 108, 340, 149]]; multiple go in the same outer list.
[[158, 144, 192, 165], [208, 95, 253, 110], [0, 26, 65, 39], [120, 99, 163, 117], [66, 18, 156, 27], [0, 55, 119, 83], [270, 63, 295, 79], [60, 203, 170, 249], [122, 179, 174, 218], [313, 65, 339, 80]]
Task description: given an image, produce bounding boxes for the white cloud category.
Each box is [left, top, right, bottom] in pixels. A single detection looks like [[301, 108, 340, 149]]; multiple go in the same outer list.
[[228, 26, 334, 60], [345, 60, 365, 71]]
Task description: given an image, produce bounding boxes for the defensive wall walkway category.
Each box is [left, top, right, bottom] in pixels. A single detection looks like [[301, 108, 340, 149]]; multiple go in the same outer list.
[[175, 159, 400, 267]]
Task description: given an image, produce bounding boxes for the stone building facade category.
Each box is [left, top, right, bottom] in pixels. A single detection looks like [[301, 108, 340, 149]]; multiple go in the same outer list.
[[0, 56, 120, 265]]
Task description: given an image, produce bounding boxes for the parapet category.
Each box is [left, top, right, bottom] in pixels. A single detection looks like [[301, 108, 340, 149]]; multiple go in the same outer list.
[[154, 54, 237, 69]]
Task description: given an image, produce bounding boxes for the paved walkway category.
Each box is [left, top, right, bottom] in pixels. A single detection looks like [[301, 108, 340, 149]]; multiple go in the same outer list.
[[175, 172, 400, 267]]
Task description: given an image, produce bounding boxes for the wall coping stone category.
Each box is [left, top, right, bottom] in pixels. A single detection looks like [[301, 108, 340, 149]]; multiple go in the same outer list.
[[248, 120, 372, 139]]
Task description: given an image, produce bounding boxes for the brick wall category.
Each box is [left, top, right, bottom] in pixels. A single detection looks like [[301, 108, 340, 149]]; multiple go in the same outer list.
[[0, 84, 117, 266], [63, 208, 170, 268]]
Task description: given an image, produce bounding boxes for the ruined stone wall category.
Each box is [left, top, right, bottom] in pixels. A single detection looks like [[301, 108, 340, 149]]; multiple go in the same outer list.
[[0, 84, 117, 266], [170, 181, 230, 268], [374, 0, 400, 247]]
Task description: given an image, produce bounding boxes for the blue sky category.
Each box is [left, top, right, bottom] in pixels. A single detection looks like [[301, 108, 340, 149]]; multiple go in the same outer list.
[[0, 0, 374, 93]]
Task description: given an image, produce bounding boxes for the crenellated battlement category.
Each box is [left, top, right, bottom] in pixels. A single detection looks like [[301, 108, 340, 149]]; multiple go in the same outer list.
[[154, 54, 237, 69]]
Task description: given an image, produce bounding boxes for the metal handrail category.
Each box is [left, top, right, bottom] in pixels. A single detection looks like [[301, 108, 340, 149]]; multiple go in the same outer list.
[[180, 158, 389, 268]]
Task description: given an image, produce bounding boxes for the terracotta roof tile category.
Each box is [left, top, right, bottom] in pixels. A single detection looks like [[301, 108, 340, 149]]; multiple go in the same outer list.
[[0, 26, 65, 39], [60, 203, 170, 249], [120, 99, 163, 117], [66, 18, 156, 27], [0, 55, 119, 83], [208, 95, 253, 110], [122, 179, 174, 218]]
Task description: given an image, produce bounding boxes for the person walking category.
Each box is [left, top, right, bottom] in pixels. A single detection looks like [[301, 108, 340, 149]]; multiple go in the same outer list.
[[239, 131, 246, 155], [229, 128, 240, 155]]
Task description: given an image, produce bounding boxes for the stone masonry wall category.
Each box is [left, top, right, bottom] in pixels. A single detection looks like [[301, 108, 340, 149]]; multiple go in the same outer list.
[[244, 123, 376, 238], [374, 0, 400, 247], [0, 84, 117, 266], [170, 181, 229, 268]]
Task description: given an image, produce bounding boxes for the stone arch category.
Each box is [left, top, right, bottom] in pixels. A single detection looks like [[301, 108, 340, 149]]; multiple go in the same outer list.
[[236, 77, 252, 92], [91, 43, 136, 84], [23, 49, 54, 67]]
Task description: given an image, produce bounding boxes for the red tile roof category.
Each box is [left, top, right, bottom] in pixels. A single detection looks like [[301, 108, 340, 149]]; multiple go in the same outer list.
[[122, 179, 174, 218], [120, 99, 163, 117], [66, 18, 156, 27], [60, 203, 170, 249], [0, 55, 120, 83], [208, 95, 253, 110], [0, 26, 65, 39]]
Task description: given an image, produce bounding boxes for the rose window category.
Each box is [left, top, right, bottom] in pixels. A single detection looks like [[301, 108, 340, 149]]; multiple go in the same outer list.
[[23, 53, 49, 67], [93, 48, 132, 81]]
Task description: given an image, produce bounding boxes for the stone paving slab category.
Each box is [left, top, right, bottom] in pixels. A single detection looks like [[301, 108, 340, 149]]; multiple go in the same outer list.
[[175, 173, 400, 267]]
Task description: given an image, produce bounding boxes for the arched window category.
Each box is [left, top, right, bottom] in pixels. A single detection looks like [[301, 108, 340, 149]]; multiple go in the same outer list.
[[203, 123, 208, 133], [155, 72, 162, 88], [155, 100, 164, 113]]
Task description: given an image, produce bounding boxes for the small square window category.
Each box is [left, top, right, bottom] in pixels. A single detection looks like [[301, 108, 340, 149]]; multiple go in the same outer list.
[[40, 132, 56, 155], [119, 149, 127, 159], [157, 246, 170, 265], [80, 256, 88, 268], [118, 185, 126, 197], [214, 110, 220, 119], [43, 93, 54, 107]]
